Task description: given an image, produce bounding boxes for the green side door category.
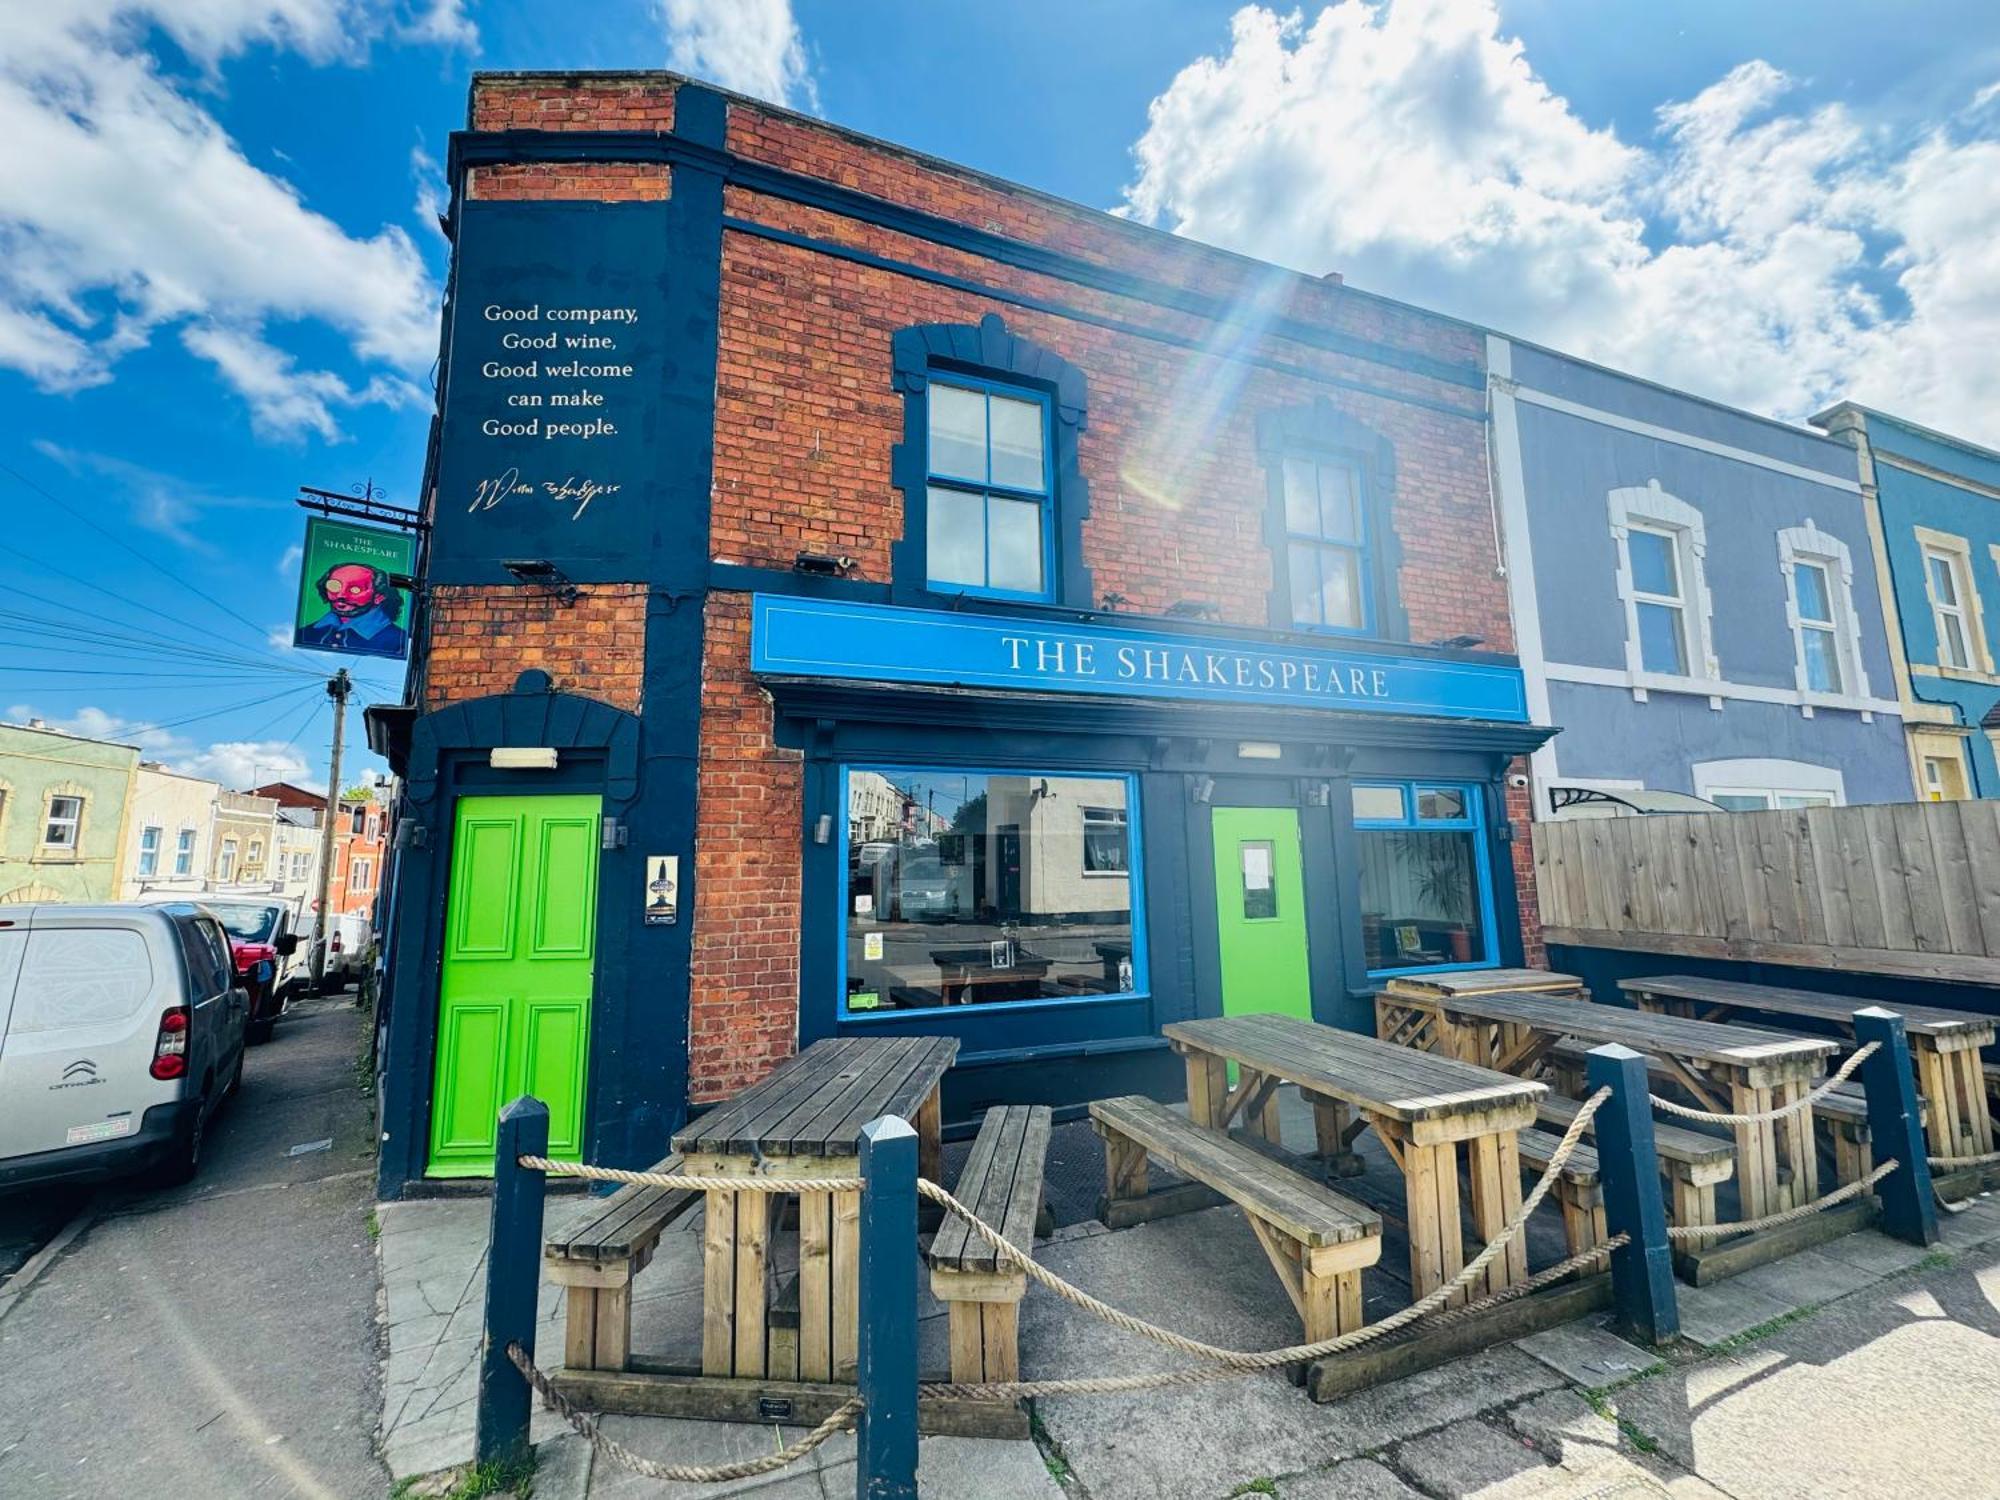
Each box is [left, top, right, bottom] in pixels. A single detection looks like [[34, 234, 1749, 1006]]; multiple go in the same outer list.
[[1210, 806, 1313, 1022], [428, 793, 601, 1177]]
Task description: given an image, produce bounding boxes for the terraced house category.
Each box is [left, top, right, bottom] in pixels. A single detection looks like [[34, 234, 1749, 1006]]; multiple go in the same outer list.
[[368, 71, 1551, 1196]]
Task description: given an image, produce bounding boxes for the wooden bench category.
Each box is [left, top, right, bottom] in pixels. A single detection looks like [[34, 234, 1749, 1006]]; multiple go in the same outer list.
[[926, 1105, 1052, 1384], [1513, 1128, 1605, 1255], [1814, 1085, 1930, 1186], [1090, 1094, 1382, 1339], [544, 1157, 699, 1372], [1536, 1091, 1735, 1231]]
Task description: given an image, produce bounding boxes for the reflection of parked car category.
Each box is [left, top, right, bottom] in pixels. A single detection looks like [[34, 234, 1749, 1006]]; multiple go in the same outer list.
[[896, 856, 953, 919], [0, 905, 246, 1189]]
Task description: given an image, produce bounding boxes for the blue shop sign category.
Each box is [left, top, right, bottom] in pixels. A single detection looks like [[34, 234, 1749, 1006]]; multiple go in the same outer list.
[[751, 596, 1528, 722]]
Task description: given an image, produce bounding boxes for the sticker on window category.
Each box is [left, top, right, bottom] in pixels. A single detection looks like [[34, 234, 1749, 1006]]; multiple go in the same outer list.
[[863, 932, 884, 961], [67, 1116, 134, 1145]]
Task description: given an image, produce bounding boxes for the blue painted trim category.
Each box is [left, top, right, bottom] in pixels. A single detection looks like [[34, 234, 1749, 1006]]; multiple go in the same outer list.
[[835, 762, 1149, 1022], [446, 129, 1485, 395], [1351, 778, 1500, 978], [890, 315, 1093, 609], [730, 215, 1486, 428], [753, 594, 1532, 723]]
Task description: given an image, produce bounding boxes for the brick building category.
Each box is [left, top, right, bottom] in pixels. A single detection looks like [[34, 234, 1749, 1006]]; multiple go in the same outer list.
[[368, 72, 1551, 1195]]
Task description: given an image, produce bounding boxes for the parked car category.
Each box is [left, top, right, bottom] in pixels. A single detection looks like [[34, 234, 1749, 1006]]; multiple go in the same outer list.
[[320, 910, 373, 988], [144, 895, 302, 1043], [0, 904, 247, 1190]]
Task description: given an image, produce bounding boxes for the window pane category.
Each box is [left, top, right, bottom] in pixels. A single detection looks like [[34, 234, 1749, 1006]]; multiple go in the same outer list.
[[844, 771, 1140, 1011], [1712, 792, 1771, 812], [1240, 840, 1278, 920], [1359, 826, 1487, 973], [1777, 793, 1835, 808], [1319, 546, 1364, 630], [1416, 787, 1466, 821], [1795, 562, 1833, 624], [1351, 784, 1404, 821], [1802, 627, 1842, 693], [1282, 459, 1319, 534], [1636, 600, 1687, 675], [926, 486, 985, 588], [928, 382, 987, 483], [1628, 529, 1680, 598], [1318, 464, 1361, 542], [1287, 545, 1322, 626], [1927, 553, 1959, 607], [986, 496, 1045, 595], [1940, 611, 1971, 670], [987, 393, 1046, 492]]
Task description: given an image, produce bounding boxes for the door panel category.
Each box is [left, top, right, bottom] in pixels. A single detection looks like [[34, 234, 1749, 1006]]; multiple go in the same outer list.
[[1210, 807, 1313, 1022], [428, 794, 600, 1176]]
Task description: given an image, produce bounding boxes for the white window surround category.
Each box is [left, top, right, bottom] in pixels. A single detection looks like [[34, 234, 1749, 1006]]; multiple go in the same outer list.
[[1777, 520, 1871, 713], [1914, 526, 1996, 676], [1609, 481, 1721, 706], [1692, 758, 1846, 807]]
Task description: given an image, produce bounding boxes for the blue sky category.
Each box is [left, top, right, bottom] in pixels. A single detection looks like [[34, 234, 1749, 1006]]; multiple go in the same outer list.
[[3, 0, 1998, 791]]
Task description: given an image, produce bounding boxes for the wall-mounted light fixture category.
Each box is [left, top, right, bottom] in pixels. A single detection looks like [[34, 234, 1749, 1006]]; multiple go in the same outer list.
[[1237, 741, 1282, 760], [1428, 633, 1485, 650], [1190, 775, 1215, 805], [501, 558, 580, 607], [813, 814, 833, 845], [793, 551, 854, 576], [489, 747, 559, 770]]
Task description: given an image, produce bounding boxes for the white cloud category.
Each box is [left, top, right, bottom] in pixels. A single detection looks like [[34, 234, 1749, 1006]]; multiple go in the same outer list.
[[411, 143, 449, 240], [0, 2, 444, 436], [1124, 0, 2000, 444], [406, 0, 477, 52], [6, 703, 318, 790], [181, 321, 425, 441], [32, 439, 273, 552], [660, 0, 815, 109]]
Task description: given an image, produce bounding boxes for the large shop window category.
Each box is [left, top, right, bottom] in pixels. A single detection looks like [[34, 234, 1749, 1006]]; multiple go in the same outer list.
[[1353, 781, 1496, 977], [925, 376, 1053, 601], [842, 768, 1145, 1017]]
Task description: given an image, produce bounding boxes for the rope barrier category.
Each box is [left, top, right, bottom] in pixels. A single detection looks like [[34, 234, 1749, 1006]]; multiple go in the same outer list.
[[517, 1156, 864, 1194], [1648, 1043, 1878, 1126], [1928, 1147, 2000, 1170], [906, 1087, 1614, 1395], [1663, 1159, 1898, 1243], [506, 1341, 860, 1482]]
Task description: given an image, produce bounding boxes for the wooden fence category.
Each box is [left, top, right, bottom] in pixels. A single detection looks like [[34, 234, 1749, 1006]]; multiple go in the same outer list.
[[1534, 802, 2000, 985]]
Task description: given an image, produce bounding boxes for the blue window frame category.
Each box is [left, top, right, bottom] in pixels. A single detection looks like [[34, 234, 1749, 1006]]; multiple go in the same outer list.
[[923, 374, 1055, 601], [1283, 454, 1371, 634], [837, 765, 1148, 1021], [1351, 779, 1497, 977]]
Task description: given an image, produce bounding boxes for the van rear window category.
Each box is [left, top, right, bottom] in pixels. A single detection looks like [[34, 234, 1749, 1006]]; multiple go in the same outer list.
[[10, 928, 155, 1033]]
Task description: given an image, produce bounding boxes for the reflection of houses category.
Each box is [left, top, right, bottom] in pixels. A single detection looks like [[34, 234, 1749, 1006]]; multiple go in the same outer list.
[[123, 762, 218, 898], [982, 776, 1130, 920], [847, 770, 904, 844], [0, 718, 139, 904]]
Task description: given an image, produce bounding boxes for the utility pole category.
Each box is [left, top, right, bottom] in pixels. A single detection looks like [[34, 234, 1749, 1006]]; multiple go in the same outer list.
[[310, 668, 353, 992]]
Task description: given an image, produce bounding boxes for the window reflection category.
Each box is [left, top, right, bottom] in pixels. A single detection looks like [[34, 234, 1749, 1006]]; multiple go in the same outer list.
[[844, 769, 1142, 1013]]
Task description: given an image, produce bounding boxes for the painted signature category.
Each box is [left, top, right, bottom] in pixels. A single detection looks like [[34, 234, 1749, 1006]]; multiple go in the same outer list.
[[469, 468, 623, 521]]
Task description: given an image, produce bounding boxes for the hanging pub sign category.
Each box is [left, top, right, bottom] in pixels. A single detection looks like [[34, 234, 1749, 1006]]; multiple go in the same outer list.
[[292, 517, 416, 660]]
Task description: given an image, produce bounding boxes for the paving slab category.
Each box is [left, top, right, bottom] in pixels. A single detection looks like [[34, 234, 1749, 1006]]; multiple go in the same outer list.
[[1727, 1246, 1880, 1308], [532, 1431, 595, 1500], [584, 1414, 827, 1500], [1669, 1278, 1798, 1349], [1276, 1457, 1424, 1498], [1504, 1389, 1625, 1472], [1813, 1226, 1935, 1278], [1392, 1417, 1555, 1496], [1512, 1322, 1661, 1390]]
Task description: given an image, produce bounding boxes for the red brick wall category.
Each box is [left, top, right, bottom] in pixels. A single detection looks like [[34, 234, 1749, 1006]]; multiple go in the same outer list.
[[423, 584, 647, 713], [468, 77, 675, 202], [1505, 762, 1546, 970]]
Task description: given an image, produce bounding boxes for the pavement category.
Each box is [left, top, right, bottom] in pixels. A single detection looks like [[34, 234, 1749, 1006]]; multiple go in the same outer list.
[[375, 1084, 2000, 1500], [0, 990, 389, 1499]]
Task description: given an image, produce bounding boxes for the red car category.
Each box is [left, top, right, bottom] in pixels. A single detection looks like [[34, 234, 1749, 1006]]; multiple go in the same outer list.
[[200, 901, 302, 1044]]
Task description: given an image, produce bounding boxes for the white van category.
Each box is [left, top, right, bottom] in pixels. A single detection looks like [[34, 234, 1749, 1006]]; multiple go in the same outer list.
[[0, 905, 247, 1190]]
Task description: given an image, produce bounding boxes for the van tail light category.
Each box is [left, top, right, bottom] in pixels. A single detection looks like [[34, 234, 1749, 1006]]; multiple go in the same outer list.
[[331, 932, 343, 954], [151, 1007, 190, 1081]]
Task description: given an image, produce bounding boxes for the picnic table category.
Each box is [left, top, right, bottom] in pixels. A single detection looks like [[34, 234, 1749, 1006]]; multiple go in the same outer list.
[[1425, 989, 1836, 1219], [1163, 1014, 1545, 1300], [1376, 967, 1587, 1053], [672, 1034, 957, 1381], [1621, 974, 1997, 1164]]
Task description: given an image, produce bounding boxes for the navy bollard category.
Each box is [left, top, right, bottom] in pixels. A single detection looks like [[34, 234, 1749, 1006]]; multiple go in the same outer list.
[[476, 1097, 550, 1471], [1852, 1009, 1938, 1247], [1586, 1044, 1679, 1345], [857, 1115, 920, 1500]]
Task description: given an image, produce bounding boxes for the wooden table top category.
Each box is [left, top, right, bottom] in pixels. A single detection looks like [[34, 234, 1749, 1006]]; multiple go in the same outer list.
[[1382, 967, 1585, 999], [1435, 990, 1836, 1067], [673, 1035, 958, 1159], [1163, 1013, 1544, 1124], [1620, 974, 1999, 1040]]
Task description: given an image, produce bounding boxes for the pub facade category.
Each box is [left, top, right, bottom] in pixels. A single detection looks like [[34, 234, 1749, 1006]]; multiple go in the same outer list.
[[369, 70, 1552, 1197]]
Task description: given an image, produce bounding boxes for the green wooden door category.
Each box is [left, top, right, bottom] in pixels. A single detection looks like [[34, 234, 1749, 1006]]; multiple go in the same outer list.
[[1210, 807, 1313, 1022], [428, 793, 600, 1176]]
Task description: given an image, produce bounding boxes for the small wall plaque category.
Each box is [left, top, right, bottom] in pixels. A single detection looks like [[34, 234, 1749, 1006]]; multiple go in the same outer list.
[[644, 855, 679, 925]]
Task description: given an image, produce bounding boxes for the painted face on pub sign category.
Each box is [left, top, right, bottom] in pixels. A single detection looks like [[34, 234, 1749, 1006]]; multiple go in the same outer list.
[[320, 563, 389, 619]]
